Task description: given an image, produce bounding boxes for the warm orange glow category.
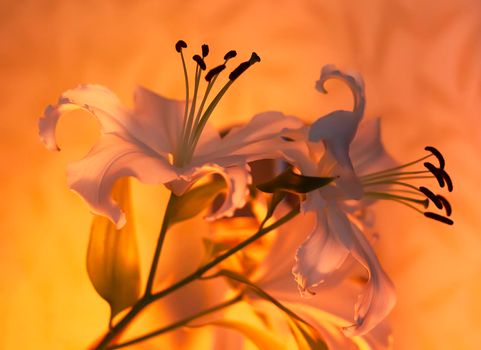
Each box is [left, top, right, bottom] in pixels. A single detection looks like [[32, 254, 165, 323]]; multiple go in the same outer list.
[[2, 0, 481, 349]]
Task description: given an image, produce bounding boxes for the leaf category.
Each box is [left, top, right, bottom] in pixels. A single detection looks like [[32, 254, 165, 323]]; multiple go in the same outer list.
[[169, 178, 226, 224], [208, 319, 287, 350], [257, 167, 335, 194], [86, 177, 141, 324], [214, 269, 328, 350]]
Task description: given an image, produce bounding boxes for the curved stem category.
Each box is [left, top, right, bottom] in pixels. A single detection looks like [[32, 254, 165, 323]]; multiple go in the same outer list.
[[93, 205, 299, 349], [151, 205, 299, 300], [107, 294, 243, 349], [144, 193, 176, 296]]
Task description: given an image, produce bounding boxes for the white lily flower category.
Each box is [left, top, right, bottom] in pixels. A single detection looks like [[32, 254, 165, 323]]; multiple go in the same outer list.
[[253, 205, 393, 349], [39, 41, 303, 229], [285, 66, 397, 336], [206, 201, 392, 349], [287, 65, 453, 337]]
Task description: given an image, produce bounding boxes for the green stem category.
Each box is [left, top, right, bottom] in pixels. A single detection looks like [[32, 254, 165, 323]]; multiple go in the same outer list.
[[144, 193, 176, 296], [93, 204, 299, 349], [106, 294, 243, 349], [149, 206, 299, 302]]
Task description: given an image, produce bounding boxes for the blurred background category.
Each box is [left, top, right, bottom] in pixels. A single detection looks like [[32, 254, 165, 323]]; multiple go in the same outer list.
[[1, 0, 480, 348]]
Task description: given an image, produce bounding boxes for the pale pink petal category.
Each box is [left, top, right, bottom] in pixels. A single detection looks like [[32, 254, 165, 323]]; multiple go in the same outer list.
[[133, 86, 185, 155], [197, 111, 305, 163], [345, 119, 398, 211], [290, 203, 395, 336], [342, 222, 396, 337], [254, 277, 392, 349], [350, 118, 397, 176], [39, 84, 130, 151], [68, 133, 178, 228], [292, 208, 350, 295], [166, 163, 252, 221], [308, 66, 366, 198]]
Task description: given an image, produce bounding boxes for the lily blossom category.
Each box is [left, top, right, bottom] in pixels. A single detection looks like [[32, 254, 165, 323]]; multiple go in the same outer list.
[[255, 205, 393, 349], [206, 201, 392, 349], [286, 65, 397, 336], [38, 41, 303, 228]]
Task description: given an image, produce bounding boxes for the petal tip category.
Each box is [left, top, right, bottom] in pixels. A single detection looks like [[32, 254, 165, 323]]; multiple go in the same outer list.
[[115, 213, 127, 230], [39, 104, 62, 151]]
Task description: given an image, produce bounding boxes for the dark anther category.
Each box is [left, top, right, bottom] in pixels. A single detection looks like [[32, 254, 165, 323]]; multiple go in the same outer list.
[[281, 136, 295, 142], [419, 187, 452, 215], [425, 146, 445, 169], [249, 52, 261, 64], [229, 62, 250, 80], [443, 170, 453, 192], [229, 52, 261, 81], [193, 55, 207, 70], [424, 212, 454, 225], [419, 186, 443, 209], [437, 195, 452, 216], [205, 64, 226, 82], [224, 50, 237, 60], [424, 162, 453, 192], [202, 44, 209, 58], [175, 40, 187, 52]]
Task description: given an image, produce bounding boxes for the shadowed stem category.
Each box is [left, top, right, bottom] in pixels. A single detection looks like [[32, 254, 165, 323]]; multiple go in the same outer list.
[[93, 203, 300, 349], [144, 193, 175, 296], [106, 294, 243, 349]]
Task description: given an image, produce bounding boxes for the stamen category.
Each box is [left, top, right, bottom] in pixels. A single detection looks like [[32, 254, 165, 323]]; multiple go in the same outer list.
[[361, 170, 429, 182], [193, 54, 206, 70], [424, 212, 454, 225], [425, 146, 445, 169], [182, 64, 202, 156], [418, 186, 443, 209], [187, 53, 261, 161], [175, 40, 187, 52], [205, 64, 226, 82], [424, 162, 453, 192], [418, 187, 452, 216], [362, 180, 423, 192], [224, 50, 237, 61], [364, 192, 429, 208], [360, 154, 432, 179], [382, 188, 426, 197], [381, 197, 425, 214], [360, 147, 454, 227], [202, 44, 209, 58], [176, 40, 190, 166], [437, 195, 452, 216], [229, 52, 261, 81]]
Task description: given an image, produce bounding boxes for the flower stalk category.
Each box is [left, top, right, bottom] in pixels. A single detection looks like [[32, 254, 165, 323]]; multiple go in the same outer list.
[[93, 200, 300, 349]]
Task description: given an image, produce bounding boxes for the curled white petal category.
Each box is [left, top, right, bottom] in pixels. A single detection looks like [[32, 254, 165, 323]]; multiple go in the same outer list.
[[167, 163, 252, 221], [253, 210, 393, 349], [342, 221, 396, 336], [292, 209, 350, 295], [308, 66, 366, 198], [39, 84, 129, 151], [68, 133, 178, 228]]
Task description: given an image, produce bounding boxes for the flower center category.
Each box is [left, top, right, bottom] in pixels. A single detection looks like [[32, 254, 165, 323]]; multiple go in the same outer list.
[[173, 40, 261, 167], [359, 146, 454, 225]]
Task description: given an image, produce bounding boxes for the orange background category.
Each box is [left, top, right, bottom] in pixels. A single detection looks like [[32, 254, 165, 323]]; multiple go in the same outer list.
[[1, 0, 480, 349]]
